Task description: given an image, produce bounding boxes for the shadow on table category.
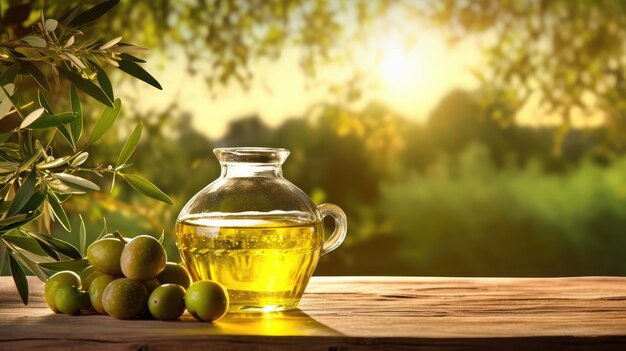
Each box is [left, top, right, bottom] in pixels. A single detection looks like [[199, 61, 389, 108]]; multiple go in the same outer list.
[[29, 308, 342, 337]]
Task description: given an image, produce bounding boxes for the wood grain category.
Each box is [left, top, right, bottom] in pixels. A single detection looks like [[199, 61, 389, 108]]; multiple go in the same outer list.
[[1, 276, 626, 350]]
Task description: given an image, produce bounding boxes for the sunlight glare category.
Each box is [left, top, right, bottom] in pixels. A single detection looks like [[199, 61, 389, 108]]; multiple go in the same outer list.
[[371, 30, 480, 119], [379, 40, 420, 91]]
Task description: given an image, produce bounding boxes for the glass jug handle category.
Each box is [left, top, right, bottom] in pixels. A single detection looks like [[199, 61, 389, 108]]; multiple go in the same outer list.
[[317, 203, 347, 256]]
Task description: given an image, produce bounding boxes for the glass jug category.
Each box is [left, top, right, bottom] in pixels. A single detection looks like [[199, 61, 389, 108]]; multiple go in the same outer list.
[[175, 147, 347, 312]]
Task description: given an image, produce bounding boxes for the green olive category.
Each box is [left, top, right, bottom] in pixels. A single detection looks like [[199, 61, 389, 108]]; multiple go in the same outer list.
[[88, 274, 116, 314], [79, 265, 106, 291], [44, 271, 81, 313], [102, 278, 148, 319], [184, 280, 229, 322], [148, 284, 186, 321], [55, 286, 90, 315], [120, 235, 166, 281], [86, 238, 125, 275], [157, 262, 191, 289]]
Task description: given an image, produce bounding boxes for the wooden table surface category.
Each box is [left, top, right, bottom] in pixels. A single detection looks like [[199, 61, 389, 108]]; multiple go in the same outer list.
[[1, 276, 626, 350]]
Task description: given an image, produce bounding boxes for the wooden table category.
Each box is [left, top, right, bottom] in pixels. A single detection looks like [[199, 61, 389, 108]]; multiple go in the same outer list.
[[1, 276, 626, 350]]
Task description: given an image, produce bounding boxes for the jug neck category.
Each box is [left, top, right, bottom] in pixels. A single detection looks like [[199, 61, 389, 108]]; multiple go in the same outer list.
[[221, 163, 283, 178], [214, 147, 289, 179]]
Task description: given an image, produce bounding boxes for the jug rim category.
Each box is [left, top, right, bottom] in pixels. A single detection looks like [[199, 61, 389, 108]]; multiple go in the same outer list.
[[214, 147, 289, 153], [214, 147, 290, 164]]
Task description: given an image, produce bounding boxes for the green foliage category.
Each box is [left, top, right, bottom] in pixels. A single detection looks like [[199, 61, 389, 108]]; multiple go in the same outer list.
[[117, 60, 161, 90], [85, 0, 391, 90], [425, 0, 626, 151], [70, 0, 622, 153], [60, 68, 113, 108], [0, 1, 172, 305], [120, 174, 173, 205], [8, 254, 27, 304], [67, 0, 120, 28], [78, 214, 86, 254], [380, 144, 626, 276], [88, 99, 121, 144], [116, 122, 141, 167]]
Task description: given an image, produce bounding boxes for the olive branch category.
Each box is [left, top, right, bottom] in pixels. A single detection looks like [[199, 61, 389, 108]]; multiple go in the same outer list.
[[0, 0, 171, 305]]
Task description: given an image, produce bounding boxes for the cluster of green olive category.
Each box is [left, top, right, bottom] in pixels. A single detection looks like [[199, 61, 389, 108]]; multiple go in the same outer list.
[[44, 234, 229, 322]]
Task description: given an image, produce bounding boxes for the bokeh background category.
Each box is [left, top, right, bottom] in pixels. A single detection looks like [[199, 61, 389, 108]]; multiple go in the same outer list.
[[9, 0, 626, 277]]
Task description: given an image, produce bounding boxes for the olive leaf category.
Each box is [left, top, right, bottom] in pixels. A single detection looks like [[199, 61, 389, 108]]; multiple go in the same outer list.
[[120, 173, 173, 205], [29, 232, 82, 259], [48, 195, 71, 232], [116, 121, 142, 167], [0, 211, 40, 232], [69, 85, 83, 143], [38, 258, 89, 274], [0, 62, 20, 85], [2, 234, 49, 256], [55, 194, 71, 202], [59, 68, 113, 107], [118, 60, 162, 90], [21, 35, 46, 48], [58, 4, 81, 25], [88, 98, 121, 144], [0, 244, 6, 277], [9, 245, 49, 281], [0, 132, 11, 143], [23, 112, 77, 129], [16, 149, 41, 175], [119, 53, 146, 63], [38, 156, 71, 170], [8, 254, 28, 305], [7, 169, 38, 217], [44, 19, 58, 32], [19, 107, 46, 129], [54, 173, 101, 192], [68, 0, 120, 27], [37, 91, 54, 114], [33, 234, 61, 261], [38, 91, 74, 148], [0, 83, 15, 121], [95, 217, 108, 241], [22, 62, 51, 92], [0, 214, 29, 230], [96, 67, 114, 102], [71, 152, 89, 167], [21, 188, 46, 212], [0, 161, 17, 174], [79, 214, 86, 255]]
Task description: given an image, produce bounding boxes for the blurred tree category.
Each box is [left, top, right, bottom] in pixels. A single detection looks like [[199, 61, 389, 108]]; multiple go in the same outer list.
[[103, 0, 390, 92], [11, 0, 626, 145], [427, 0, 626, 151], [84, 0, 626, 148], [218, 116, 273, 147]]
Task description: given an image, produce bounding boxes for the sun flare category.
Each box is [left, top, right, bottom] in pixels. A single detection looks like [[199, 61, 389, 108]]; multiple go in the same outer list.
[[379, 41, 421, 91], [374, 31, 473, 117]]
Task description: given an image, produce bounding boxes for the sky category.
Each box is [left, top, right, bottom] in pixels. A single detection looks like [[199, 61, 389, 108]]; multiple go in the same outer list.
[[124, 27, 483, 139]]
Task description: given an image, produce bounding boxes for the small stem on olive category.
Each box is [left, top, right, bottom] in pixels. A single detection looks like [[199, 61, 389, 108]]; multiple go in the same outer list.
[[112, 231, 127, 245]]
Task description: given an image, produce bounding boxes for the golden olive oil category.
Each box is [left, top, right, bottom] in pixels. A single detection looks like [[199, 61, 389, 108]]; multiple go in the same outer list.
[[175, 217, 322, 312]]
